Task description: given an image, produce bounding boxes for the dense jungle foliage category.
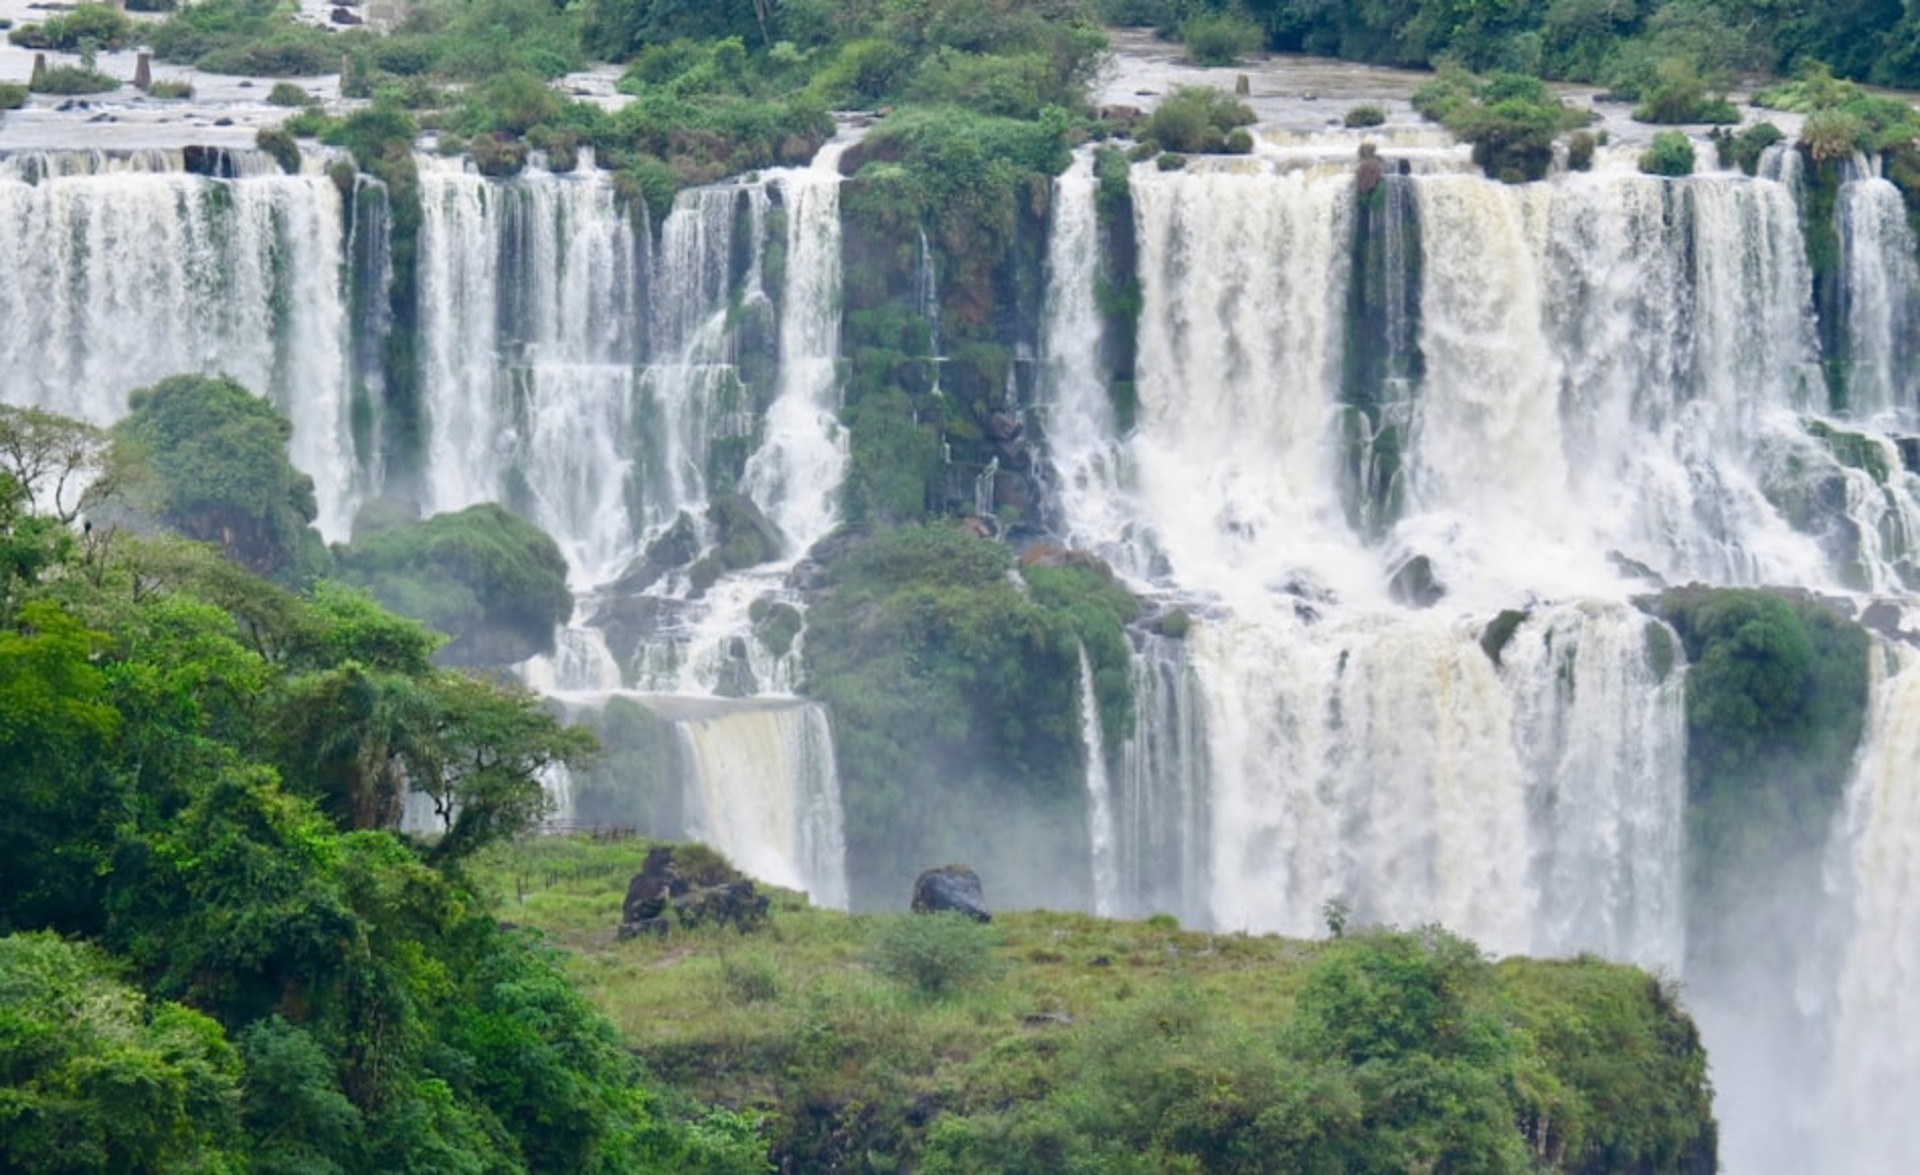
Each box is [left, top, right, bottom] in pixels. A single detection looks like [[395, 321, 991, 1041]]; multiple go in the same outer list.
[[1124, 0, 1920, 93], [482, 835, 1718, 1174], [0, 394, 766, 1174]]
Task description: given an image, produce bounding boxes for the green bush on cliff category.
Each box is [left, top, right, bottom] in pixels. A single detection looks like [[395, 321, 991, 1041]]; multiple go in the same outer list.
[[803, 525, 1118, 906], [1640, 130, 1697, 176], [333, 502, 573, 667], [1651, 587, 1869, 904], [110, 374, 326, 583], [5, 3, 133, 51]]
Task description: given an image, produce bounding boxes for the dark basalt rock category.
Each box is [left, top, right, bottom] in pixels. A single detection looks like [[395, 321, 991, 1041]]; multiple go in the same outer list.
[[911, 864, 991, 923], [611, 510, 700, 595], [1389, 553, 1445, 609], [618, 845, 769, 939], [1861, 598, 1905, 639]]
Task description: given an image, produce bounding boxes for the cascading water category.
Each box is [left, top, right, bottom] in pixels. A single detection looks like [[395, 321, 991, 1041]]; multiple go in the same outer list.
[[1076, 646, 1120, 917], [0, 149, 364, 538], [669, 697, 849, 909], [1036, 138, 1920, 1169], [1838, 174, 1920, 421], [743, 141, 851, 556], [1820, 650, 1920, 1172], [415, 156, 644, 580]]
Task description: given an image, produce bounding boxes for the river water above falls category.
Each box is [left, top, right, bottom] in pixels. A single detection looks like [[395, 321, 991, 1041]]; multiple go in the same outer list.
[[7, 35, 1920, 1171]]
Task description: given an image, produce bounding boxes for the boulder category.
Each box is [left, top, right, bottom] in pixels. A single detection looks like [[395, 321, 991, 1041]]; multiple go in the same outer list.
[[618, 845, 769, 939], [1861, 599, 1906, 639], [912, 864, 991, 923], [1389, 553, 1445, 609], [611, 511, 700, 595]]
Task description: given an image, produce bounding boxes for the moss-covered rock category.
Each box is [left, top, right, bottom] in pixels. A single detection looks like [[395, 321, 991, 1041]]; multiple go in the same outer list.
[[332, 502, 572, 666]]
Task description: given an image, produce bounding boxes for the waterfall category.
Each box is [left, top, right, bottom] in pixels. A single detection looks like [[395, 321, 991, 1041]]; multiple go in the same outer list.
[[1837, 176, 1920, 420], [1040, 152, 1139, 566], [1127, 161, 1357, 597], [1499, 605, 1686, 968], [1077, 645, 1120, 916], [0, 150, 363, 539], [415, 158, 644, 581], [670, 698, 849, 909], [1820, 650, 1920, 1173], [743, 141, 850, 555], [1114, 631, 1210, 925]]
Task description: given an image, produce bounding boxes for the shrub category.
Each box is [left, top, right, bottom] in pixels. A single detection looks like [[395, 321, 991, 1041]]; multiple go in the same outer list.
[[1633, 58, 1738, 125], [257, 126, 301, 174], [29, 65, 120, 95], [147, 79, 194, 99], [6, 3, 133, 51], [1224, 126, 1254, 153], [196, 33, 333, 77], [282, 106, 333, 138], [0, 82, 25, 109], [1182, 10, 1261, 66], [1567, 128, 1596, 170], [1429, 70, 1589, 183], [1141, 84, 1255, 154], [873, 912, 1004, 1000], [1711, 121, 1783, 175], [1640, 130, 1696, 175], [1093, 0, 1174, 26], [719, 951, 782, 1005], [267, 80, 313, 106], [1344, 102, 1387, 128], [1800, 106, 1870, 161]]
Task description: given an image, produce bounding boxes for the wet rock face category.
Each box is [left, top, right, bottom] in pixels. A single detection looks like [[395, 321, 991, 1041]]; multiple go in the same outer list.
[[911, 864, 991, 923]]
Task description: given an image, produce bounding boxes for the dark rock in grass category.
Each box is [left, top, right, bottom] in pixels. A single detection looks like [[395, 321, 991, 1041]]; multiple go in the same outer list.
[[912, 864, 991, 923]]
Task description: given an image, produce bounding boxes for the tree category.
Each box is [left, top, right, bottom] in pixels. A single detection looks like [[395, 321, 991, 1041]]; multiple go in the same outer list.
[[111, 374, 324, 582], [0, 404, 117, 525], [0, 933, 244, 1174]]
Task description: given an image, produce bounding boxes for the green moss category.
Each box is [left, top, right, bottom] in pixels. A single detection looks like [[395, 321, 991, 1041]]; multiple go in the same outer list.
[[749, 597, 804, 658]]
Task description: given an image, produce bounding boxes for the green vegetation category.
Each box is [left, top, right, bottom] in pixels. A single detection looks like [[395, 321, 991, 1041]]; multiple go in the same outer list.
[[333, 502, 574, 668], [1181, 9, 1261, 66], [1139, 83, 1256, 153], [1710, 120, 1783, 175], [0, 411, 765, 1172], [111, 374, 327, 582], [6, 3, 134, 51], [146, 78, 194, 99], [267, 79, 315, 106], [0, 81, 24, 110], [1649, 586, 1869, 919], [802, 525, 1138, 908], [1640, 130, 1697, 176], [479, 835, 1718, 1174], [28, 65, 120, 95], [1632, 57, 1737, 124], [873, 910, 1006, 999], [1344, 101, 1387, 128], [1187, 0, 1920, 91], [1413, 68, 1590, 182]]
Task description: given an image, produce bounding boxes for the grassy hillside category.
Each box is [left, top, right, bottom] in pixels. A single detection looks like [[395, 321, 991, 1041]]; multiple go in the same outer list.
[[478, 835, 1718, 1174]]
